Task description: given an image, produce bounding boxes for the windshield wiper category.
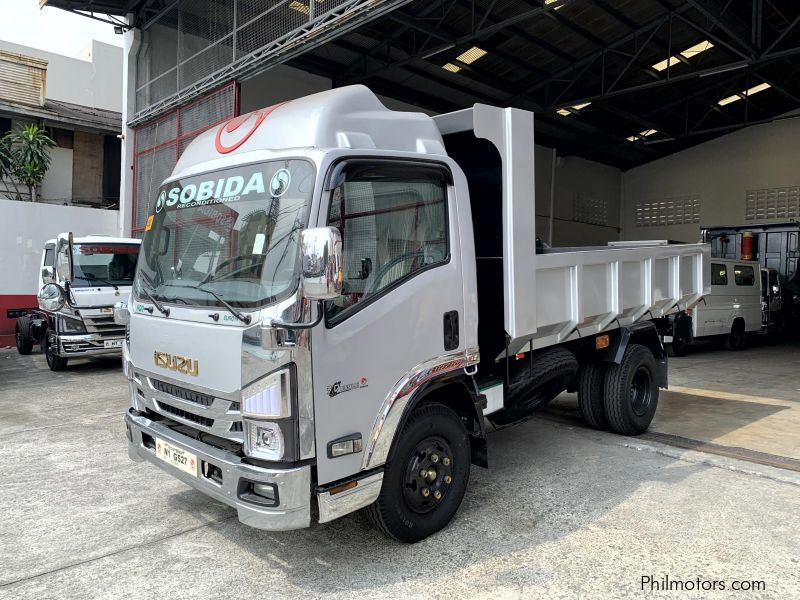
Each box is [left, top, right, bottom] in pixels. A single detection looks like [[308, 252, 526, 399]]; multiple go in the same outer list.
[[135, 274, 170, 317], [75, 274, 119, 291], [168, 282, 251, 325]]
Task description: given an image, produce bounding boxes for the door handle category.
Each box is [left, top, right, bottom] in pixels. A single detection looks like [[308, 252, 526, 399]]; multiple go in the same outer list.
[[443, 311, 459, 351]]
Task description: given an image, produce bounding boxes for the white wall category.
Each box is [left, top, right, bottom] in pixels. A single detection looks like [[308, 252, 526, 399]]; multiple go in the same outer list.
[[621, 115, 800, 243], [0, 200, 119, 295], [0, 40, 122, 112]]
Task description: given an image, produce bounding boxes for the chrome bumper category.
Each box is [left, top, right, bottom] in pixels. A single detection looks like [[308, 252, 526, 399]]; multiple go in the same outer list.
[[57, 333, 124, 357], [125, 410, 311, 531]]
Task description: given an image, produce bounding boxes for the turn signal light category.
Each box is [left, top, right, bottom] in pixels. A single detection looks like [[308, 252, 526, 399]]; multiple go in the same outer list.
[[595, 335, 610, 350]]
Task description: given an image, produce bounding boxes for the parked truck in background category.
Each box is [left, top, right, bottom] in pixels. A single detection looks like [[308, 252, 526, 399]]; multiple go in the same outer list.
[[16, 234, 140, 370], [660, 258, 763, 355], [703, 222, 799, 338], [83, 86, 708, 542]]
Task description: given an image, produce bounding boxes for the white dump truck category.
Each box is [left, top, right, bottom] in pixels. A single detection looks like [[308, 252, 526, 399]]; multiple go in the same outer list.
[[16, 234, 140, 370], [106, 86, 708, 542]]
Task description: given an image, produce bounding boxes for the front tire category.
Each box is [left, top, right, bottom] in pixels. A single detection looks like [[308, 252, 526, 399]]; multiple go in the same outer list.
[[15, 317, 34, 355], [724, 320, 746, 351], [603, 344, 659, 435], [367, 403, 470, 543], [45, 336, 68, 371]]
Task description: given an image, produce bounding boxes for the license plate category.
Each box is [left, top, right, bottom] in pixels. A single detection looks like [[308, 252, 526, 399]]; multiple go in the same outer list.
[[155, 438, 198, 477], [104, 339, 123, 348]]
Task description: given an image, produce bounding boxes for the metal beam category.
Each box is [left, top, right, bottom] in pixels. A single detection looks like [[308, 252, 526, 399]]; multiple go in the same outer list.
[[686, 0, 756, 57]]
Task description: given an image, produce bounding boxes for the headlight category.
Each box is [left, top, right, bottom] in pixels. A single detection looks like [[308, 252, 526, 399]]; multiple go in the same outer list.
[[38, 283, 65, 312], [59, 314, 86, 334], [242, 368, 292, 418], [244, 421, 286, 461]]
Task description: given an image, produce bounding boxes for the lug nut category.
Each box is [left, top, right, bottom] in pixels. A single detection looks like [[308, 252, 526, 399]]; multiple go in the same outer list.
[[433, 490, 442, 500], [419, 469, 428, 477], [431, 453, 439, 463], [443, 457, 451, 466], [421, 487, 430, 497], [444, 475, 452, 484]]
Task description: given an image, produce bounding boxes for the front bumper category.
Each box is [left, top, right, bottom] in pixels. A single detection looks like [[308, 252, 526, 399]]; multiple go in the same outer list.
[[125, 410, 311, 531], [57, 333, 124, 357]]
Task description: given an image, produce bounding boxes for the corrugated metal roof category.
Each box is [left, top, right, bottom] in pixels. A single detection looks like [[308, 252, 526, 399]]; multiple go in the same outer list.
[[0, 51, 47, 108]]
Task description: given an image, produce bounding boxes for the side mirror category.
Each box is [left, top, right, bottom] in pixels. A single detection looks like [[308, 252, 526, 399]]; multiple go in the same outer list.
[[300, 227, 343, 300], [38, 283, 66, 312], [113, 301, 130, 326], [55, 232, 74, 283], [41, 265, 54, 284]]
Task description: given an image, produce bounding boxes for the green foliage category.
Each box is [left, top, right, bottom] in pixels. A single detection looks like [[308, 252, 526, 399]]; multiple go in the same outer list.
[[0, 124, 56, 201]]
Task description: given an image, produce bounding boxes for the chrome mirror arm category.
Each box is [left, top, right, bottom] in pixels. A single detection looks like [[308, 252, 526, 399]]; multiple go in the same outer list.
[[269, 300, 324, 331]]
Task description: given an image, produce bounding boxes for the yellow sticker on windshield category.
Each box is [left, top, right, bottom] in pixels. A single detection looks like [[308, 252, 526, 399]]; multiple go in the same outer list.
[[145, 215, 154, 231]]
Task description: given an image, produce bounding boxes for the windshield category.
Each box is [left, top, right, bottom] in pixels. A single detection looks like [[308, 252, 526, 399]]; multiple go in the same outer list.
[[135, 159, 314, 309], [72, 243, 140, 287]]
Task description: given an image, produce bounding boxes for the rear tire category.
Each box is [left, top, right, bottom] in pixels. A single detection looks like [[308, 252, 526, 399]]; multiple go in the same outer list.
[[366, 403, 470, 543], [489, 347, 578, 425], [603, 344, 659, 436], [15, 317, 34, 355], [45, 336, 68, 371], [577, 363, 608, 430], [724, 320, 746, 351]]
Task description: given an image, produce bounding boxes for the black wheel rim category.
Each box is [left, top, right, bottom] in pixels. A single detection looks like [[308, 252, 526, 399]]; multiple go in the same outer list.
[[402, 436, 455, 514], [630, 367, 653, 416]]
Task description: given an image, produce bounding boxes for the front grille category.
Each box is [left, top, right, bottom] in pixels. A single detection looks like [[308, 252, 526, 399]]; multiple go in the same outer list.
[[151, 378, 214, 407], [157, 402, 215, 428], [83, 313, 124, 338]]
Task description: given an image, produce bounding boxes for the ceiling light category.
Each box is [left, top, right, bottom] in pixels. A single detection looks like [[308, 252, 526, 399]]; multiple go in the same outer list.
[[744, 82, 771, 96], [456, 46, 487, 65], [627, 129, 658, 142], [545, 0, 565, 9], [652, 39, 714, 72], [556, 101, 591, 116], [680, 40, 714, 59], [718, 82, 771, 106], [652, 56, 681, 72], [442, 63, 461, 73]]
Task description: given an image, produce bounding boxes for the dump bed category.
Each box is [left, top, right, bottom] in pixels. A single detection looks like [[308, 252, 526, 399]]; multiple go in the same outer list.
[[435, 104, 710, 357]]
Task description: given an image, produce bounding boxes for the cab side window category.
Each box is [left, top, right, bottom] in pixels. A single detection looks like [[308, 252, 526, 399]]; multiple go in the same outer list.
[[711, 263, 727, 286], [734, 265, 755, 286], [326, 163, 450, 324]]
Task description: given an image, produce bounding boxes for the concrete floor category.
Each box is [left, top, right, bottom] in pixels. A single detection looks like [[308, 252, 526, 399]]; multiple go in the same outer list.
[[1, 344, 799, 599]]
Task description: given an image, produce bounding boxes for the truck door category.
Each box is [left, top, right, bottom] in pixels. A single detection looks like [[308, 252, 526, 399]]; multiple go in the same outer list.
[[311, 160, 466, 485]]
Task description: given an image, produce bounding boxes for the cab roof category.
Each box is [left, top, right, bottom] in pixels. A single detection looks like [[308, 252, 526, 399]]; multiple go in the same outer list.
[[173, 85, 447, 178], [44, 235, 141, 246]]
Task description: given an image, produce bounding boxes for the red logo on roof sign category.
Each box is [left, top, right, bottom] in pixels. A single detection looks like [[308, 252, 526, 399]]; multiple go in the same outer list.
[[214, 102, 285, 154]]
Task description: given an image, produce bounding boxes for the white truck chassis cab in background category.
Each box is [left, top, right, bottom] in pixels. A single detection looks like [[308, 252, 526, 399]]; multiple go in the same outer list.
[[16, 235, 141, 371], [119, 86, 709, 542]]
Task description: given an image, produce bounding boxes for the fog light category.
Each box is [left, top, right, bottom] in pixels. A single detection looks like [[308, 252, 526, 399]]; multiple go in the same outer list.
[[253, 483, 277, 502], [245, 421, 285, 461]]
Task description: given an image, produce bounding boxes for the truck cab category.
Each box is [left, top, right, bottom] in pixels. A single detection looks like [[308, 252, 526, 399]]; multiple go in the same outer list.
[[120, 86, 707, 542], [15, 234, 141, 370]]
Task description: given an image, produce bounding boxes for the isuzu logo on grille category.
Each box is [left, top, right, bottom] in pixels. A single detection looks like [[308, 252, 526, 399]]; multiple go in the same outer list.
[[154, 351, 199, 376]]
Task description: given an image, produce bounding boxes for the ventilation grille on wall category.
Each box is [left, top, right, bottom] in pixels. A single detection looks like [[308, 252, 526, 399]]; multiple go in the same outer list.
[[635, 195, 700, 227], [573, 194, 608, 226], [745, 187, 800, 221]]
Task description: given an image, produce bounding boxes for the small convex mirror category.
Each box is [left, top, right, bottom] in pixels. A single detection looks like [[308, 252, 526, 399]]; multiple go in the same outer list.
[[300, 227, 343, 300], [38, 283, 65, 312]]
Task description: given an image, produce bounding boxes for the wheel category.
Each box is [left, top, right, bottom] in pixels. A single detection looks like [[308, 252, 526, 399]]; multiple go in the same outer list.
[[577, 363, 608, 430], [45, 336, 68, 371], [667, 319, 690, 357], [15, 317, 34, 355], [366, 403, 470, 543], [724, 320, 746, 351], [489, 347, 578, 426], [603, 344, 659, 436]]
